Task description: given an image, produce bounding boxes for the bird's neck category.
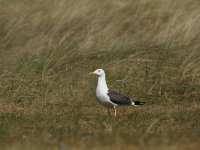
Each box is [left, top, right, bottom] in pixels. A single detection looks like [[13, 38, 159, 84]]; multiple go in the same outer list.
[[97, 75, 108, 92]]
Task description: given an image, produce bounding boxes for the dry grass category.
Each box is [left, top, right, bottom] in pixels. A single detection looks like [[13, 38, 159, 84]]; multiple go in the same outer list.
[[0, 0, 200, 149]]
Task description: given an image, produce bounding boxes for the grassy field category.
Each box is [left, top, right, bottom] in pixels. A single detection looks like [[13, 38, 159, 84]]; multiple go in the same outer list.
[[0, 0, 200, 149]]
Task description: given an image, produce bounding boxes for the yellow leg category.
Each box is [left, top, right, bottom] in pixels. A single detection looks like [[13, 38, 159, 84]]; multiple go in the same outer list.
[[114, 108, 117, 117], [107, 109, 110, 116]]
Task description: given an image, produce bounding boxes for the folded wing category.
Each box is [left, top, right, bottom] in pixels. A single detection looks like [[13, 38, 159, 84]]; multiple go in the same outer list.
[[107, 90, 132, 105]]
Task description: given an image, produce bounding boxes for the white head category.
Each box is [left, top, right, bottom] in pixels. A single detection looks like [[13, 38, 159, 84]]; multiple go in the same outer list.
[[90, 69, 108, 90], [89, 69, 105, 77]]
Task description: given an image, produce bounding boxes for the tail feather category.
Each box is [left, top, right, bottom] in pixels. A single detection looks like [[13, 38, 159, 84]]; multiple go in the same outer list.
[[131, 101, 145, 106]]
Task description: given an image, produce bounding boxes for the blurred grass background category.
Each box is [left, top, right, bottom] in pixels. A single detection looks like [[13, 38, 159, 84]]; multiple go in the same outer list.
[[0, 0, 200, 149]]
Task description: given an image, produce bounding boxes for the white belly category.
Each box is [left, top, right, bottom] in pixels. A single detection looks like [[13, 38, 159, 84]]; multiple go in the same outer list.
[[96, 90, 117, 108]]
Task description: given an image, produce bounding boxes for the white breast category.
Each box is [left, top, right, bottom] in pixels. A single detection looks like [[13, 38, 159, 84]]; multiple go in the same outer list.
[[95, 74, 117, 108], [96, 87, 117, 108]]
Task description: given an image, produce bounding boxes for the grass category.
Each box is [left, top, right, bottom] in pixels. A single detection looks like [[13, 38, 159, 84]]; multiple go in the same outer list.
[[0, 0, 200, 149]]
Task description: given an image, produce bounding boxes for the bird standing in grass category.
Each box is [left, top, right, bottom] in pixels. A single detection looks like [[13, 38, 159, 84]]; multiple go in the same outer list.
[[89, 69, 145, 117]]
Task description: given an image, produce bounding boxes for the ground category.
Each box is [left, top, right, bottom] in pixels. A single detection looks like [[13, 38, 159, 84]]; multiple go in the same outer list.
[[0, 0, 200, 149]]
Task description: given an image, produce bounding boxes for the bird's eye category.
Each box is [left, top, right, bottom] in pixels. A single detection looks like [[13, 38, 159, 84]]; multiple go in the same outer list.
[[98, 70, 100, 72]]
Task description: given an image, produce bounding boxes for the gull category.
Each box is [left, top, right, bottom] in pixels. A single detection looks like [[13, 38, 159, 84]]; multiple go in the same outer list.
[[89, 69, 145, 117]]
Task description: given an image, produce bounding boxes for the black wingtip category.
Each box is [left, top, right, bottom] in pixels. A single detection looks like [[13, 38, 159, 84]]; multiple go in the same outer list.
[[134, 101, 145, 105]]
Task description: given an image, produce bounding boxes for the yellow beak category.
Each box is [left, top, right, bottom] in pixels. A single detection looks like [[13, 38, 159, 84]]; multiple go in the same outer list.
[[89, 72, 96, 75]]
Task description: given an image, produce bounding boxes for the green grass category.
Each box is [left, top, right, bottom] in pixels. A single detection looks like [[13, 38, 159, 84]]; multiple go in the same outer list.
[[0, 0, 200, 149]]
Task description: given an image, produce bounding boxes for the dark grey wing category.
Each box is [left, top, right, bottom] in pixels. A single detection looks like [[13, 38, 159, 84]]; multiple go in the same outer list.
[[107, 90, 132, 105]]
